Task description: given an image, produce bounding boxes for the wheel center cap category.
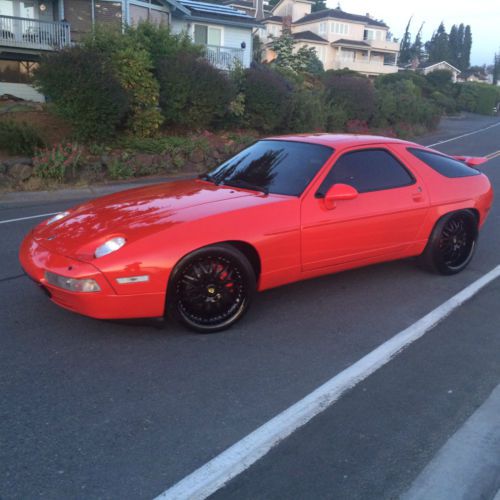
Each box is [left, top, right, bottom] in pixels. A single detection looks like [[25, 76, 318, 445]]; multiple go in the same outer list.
[[207, 286, 216, 295]]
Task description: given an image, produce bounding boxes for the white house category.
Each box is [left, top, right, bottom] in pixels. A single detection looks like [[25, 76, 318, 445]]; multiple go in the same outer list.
[[0, 0, 259, 101], [420, 61, 461, 83]]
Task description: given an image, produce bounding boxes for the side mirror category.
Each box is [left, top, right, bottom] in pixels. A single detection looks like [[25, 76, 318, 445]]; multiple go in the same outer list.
[[324, 183, 359, 209]]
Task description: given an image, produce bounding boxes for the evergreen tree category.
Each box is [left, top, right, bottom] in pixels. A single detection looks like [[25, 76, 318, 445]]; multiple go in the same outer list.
[[426, 22, 450, 63], [494, 52, 500, 85], [448, 24, 460, 67], [311, 0, 327, 12], [410, 22, 425, 63], [460, 25, 472, 70], [399, 17, 413, 65]]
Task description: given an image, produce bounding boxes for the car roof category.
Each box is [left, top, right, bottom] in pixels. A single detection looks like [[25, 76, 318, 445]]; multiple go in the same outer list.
[[265, 133, 417, 149]]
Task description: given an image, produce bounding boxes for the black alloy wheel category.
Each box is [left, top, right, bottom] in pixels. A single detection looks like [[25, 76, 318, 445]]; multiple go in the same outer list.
[[418, 211, 477, 275], [168, 244, 256, 332]]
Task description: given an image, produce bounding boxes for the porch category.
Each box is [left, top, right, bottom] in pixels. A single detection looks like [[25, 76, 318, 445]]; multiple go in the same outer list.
[[0, 14, 70, 51], [202, 44, 244, 70]]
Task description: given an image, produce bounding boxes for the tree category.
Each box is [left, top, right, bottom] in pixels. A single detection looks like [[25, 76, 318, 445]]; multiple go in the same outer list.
[[399, 17, 413, 65], [493, 51, 500, 85], [311, 0, 326, 12], [460, 25, 472, 70], [448, 24, 460, 67], [426, 22, 450, 64], [410, 22, 425, 63], [269, 28, 324, 74]]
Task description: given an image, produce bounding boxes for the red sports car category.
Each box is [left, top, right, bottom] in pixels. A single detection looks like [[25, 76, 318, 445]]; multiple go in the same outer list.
[[20, 135, 493, 332]]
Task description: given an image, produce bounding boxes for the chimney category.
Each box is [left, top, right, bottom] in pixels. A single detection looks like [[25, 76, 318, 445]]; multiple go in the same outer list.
[[254, 0, 264, 20], [366, 12, 371, 18]]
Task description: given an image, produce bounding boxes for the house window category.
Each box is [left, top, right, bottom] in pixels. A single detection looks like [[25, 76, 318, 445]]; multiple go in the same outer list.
[[331, 22, 348, 35], [194, 24, 222, 46], [319, 22, 327, 34], [340, 49, 355, 61], [364, 29, 382, 41], [129, 0, 169, 26]]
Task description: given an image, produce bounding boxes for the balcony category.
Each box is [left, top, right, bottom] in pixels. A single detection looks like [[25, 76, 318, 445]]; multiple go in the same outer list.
[[202, 44, 244, 70], [363, 38, 400, 53], [0, 15, 70, 51], [333, 60, 398, 75]]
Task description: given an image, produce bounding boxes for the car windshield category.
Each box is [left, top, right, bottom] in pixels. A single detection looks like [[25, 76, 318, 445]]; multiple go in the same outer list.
[[202, 140, 334, 196]]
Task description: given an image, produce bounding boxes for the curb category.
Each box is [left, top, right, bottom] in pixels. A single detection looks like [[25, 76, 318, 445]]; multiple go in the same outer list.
[[0, 172, 197, 206]]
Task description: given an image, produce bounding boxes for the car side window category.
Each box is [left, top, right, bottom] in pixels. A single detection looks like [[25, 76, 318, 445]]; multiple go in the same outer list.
[[318, 148, 415, 195]]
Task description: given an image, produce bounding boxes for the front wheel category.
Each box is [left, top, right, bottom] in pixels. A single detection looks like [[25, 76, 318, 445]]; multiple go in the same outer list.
[[167, 244, 256, 333], [418, 211, 478, 275]]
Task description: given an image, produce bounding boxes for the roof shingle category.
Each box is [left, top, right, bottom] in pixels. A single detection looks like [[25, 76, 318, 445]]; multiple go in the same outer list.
[[294, 8, 388, 28]]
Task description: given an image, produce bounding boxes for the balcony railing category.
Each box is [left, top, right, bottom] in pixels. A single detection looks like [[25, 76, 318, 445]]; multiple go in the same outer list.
[[0, 15, 71, 51], [203, 44, 244, 70]]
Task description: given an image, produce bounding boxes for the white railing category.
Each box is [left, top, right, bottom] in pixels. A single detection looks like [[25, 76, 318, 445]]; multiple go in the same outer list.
[[203, 45, 244, 70], [0, 15, 71, 51], [333, 60, 398, 74]]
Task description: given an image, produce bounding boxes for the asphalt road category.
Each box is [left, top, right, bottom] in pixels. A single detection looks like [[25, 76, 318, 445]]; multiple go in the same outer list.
[[1, 113, 500, 499]]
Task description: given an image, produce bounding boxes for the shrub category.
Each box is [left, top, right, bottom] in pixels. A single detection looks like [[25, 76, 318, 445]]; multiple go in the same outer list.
[[125, 22, 202, 72], [34, 47, 129, 141], [241, 65, 291, 132], [457, 83, 499, 115], [33, 143, 82, 182], [84, 28, 163, 137], [157, 53, 233, 129], [107, 158, 134, 180], [373, 79, 440, 129], [0, 121, 44, 155], [287, 88, 326, 132], [323, 73, 375, 122], [431, 91, 457, 114]]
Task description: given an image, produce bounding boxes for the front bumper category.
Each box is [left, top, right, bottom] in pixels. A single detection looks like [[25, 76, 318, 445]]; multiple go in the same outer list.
[[19, 234, 165, 319]]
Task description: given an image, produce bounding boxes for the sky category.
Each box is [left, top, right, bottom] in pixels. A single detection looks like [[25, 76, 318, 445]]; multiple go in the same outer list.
[[325, 0, 500, 66]]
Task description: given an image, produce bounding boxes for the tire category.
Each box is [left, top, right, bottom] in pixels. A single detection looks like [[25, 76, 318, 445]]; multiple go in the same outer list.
[[418, 211, 478, 275], [167, 244, 257, 333]]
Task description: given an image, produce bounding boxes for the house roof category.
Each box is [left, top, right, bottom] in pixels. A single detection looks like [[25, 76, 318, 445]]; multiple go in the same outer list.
[[175, 0, 261, 27], [420, 60, 461, 73], [221, 0, 271, 13], [331, 38, 371, 47], [292, 30, 328, 43], [294, 7, 388, 28], [263, 15, 283, 23]]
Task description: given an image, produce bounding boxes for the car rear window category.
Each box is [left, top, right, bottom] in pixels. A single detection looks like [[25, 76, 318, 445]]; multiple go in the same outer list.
[[407, 148, 481, 178]]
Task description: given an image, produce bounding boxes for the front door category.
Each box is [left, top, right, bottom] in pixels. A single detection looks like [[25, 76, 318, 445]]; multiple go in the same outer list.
[[301, 146, 429, 271]]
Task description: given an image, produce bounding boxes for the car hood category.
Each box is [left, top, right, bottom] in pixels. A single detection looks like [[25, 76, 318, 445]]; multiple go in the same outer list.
[[32, 179, 255, 259]]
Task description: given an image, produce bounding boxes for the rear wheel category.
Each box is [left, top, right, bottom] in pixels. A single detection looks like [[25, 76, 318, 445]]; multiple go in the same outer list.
[[418, 211, 478, 275], [167, 245, 256, 333]]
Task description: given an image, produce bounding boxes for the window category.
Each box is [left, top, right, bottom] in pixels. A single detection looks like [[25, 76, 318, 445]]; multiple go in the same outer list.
[[206, 140, 334, 196], [340, 49, 355, 61], [194, 24, 222, 46], [364, 29, 383, 41], [407, 148, 481, 178], [129, 0, 169, 26], [331, 22, 348, 35], [318, 149, 415, 194], [319, 22, 327, 34]]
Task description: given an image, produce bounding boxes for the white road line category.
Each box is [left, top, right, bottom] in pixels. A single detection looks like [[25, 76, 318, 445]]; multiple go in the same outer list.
[[0, 212, 59, 225], [425, 121, 500, 148], [155, 264, 500, 500]]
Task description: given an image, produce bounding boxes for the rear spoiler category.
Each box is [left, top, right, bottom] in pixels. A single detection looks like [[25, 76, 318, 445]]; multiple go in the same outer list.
[[452, 155, 489, 167]]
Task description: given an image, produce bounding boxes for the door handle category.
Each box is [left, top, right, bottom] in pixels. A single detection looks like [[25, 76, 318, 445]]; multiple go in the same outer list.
[[412, 186, 423, 201]]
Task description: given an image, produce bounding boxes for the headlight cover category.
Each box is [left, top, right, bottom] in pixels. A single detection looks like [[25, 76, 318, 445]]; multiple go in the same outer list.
[[45, 271, 101, 292], [95, 237, 126, 258], [46, 211, 70, 225]]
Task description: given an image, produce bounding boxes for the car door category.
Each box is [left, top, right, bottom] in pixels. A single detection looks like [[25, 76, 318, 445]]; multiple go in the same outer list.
[[301, 146, 429, 272]]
